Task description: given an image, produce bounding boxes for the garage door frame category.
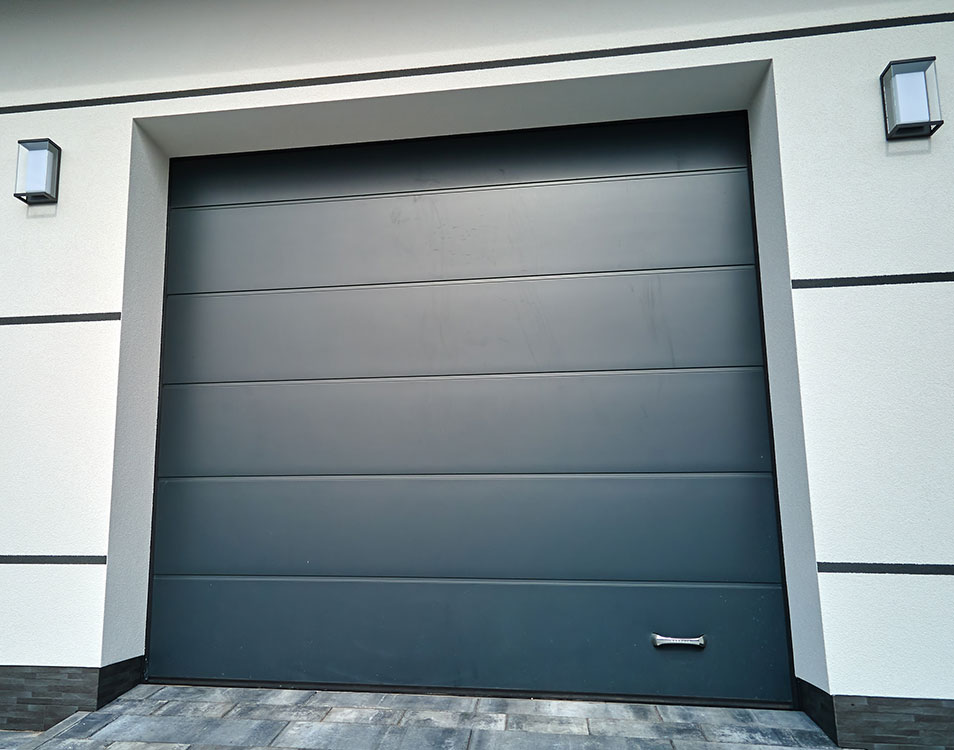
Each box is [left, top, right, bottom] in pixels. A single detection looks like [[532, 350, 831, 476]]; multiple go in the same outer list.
[[104, 58, 827, 707]]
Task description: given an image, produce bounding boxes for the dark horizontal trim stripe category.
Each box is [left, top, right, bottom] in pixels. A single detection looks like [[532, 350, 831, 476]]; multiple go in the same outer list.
[[792, 271, 954, 289], [0, 555, 106, 565], [818, 562, 954, 575], [1, 13, 951, 115], [0, 312, 121, 326]]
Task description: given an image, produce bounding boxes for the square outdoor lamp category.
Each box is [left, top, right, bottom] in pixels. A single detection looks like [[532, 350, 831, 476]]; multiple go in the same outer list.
[[880, 57, 944, 140], [14, 138, 61, 204]]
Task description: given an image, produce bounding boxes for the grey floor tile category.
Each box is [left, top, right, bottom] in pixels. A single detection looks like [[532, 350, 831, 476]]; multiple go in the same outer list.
[[119, 685, 166, 701], [673, 743, 811, 750], [477, 698, 657, 721], [98, 700, 164, 716], [87, 715, 286, 747], [589, 718, 704, 740], [323, 707, 403, 725], [106, 743, 190, 750], [400, 710, 505, 730], [273, 722, 469, 749], [786, 728, 836, 748], [379, 694, 478, 712], [505, 714, 589, 735], [0, 731, 40, 750], [749, 710, 821, 732], [700, 724, 800, 746], [150, 687, 311, 706], [54, 714, 115, 740], [20, 741, 107, 750], [224, 703, 331, 722], [658, 705, 757, 725], [150, 702, 235, 719], [304, 691, 388, 708], [470, 729, 671, 750]]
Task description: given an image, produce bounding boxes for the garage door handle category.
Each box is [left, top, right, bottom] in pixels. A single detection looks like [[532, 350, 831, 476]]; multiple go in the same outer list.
[[652, 633, 706, 648]]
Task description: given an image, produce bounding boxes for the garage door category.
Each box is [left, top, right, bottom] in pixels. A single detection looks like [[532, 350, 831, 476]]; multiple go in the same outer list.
[[147, 113, 792, 704]]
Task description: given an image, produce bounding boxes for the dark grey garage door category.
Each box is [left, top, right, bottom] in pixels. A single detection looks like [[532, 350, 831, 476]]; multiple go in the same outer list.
[[148, 113, 792, 704]]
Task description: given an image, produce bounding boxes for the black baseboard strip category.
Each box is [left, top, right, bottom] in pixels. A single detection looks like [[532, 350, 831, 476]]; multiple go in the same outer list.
[[97, 656, 145, 707], [796, 678, 838, 743], [0, 657, 144, 731], [796, 678, 954, 749]]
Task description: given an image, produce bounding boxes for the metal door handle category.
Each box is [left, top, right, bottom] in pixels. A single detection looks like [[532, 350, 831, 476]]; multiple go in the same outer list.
[[652, 633, 706, 648]]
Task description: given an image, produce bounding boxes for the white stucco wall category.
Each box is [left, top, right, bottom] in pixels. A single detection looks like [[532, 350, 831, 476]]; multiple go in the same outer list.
[[1, 0, 952, 701]]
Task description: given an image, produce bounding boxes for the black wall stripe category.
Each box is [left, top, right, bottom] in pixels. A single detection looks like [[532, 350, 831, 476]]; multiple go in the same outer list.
[[792, 272, 954, 289], [0, 555, 107, 565], [0, 13, 951, 116], [0, 312, 121, 326], [818, 562, 954, 575]]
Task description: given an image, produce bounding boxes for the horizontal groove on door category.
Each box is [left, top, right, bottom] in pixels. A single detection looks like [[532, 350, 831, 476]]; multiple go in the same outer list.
[[152, 575, 784, 588], [161, 366, 766, 388], [158, 472, 776, 480], [165, 264, 758, 299]]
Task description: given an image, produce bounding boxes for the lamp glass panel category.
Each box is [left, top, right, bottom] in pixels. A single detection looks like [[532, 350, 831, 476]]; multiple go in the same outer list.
[[893, 70, 930, 124], [16, 141, 58, 196]]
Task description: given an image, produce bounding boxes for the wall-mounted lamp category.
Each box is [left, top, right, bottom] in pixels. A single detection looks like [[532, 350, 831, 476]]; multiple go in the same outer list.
[[14, 138, 61, 204], [881, 57, 943, 140]]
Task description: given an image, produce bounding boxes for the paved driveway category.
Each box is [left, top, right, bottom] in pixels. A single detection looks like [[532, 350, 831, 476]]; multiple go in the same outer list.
[[3, 685, 835, 750]]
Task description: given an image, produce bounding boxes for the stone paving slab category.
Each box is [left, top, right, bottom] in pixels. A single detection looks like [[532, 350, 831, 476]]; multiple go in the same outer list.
[[86, 715, 286, 747], [699, 724, 835, 747], [273, 722, 470, 749], [151, 703, 234, 720], [470, 729, 673, 750], [476, 698, 660, 722], [505, 714, 589, 735], [223, 704, 330, 722], [323, 707, 403, 725], [13, 684, 837, 750], [399, 710, 506, 730], [589, 719, 706, 740], [150, 689, 307, 707], [0, 731, 40, 750], [379, 694, 478, 712]]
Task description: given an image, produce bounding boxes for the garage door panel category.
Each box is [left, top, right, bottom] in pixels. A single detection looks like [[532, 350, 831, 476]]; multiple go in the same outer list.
[[152, 475, 781, 583], [148, 577, 791, 703], [168, 114, 749, 209], [151, 115, 790, 702], [166, 170, 754, 295], [157, 370, 771, 477], [162, 269, 764, 383]]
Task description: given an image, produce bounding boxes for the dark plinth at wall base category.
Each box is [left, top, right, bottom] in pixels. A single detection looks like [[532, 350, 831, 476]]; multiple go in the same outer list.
[[0, 656, 144, 731], [797, 678, 954, 750]]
